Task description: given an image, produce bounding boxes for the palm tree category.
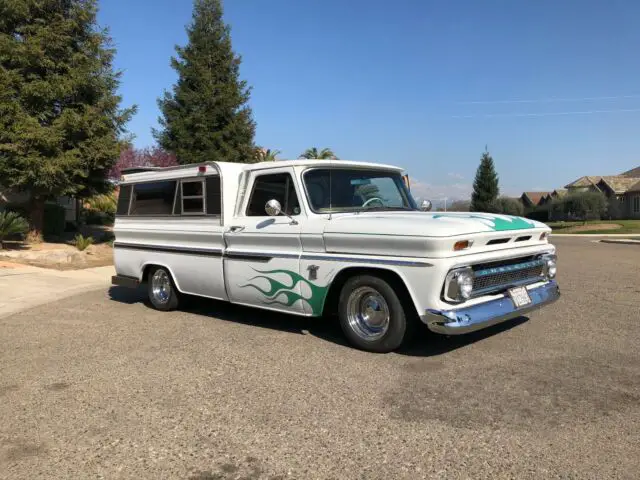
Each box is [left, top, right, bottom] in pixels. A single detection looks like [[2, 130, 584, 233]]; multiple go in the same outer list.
[[254, 147, 281, 162], [0, 211, 29, 249], [298, 147, 337, 160]]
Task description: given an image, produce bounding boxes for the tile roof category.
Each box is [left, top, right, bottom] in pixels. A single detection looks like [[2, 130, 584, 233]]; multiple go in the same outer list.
[[564, 176, 602, 189], [597, 176, 640, 194], [521, 191, 551, 205], [626, 179, 640, 193]]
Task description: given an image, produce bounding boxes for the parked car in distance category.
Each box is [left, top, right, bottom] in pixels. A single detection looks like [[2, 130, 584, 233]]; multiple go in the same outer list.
[[112, 160, 559, 353]]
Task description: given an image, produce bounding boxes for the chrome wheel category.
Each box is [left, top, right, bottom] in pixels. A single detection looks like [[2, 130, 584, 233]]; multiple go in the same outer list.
[[151, 269, 171, 304], [346, 286, 390, 341]]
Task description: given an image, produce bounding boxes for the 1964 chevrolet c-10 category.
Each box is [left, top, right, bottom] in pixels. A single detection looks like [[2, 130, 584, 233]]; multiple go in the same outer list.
[[111, 159, 560, 352]]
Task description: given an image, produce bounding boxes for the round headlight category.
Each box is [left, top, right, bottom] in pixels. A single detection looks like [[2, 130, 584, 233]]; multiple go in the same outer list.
[[545, 258, 557, 279], [456, 271, 474, 299]]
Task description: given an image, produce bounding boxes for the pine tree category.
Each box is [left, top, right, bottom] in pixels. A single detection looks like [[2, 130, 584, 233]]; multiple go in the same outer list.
[[155, 0, 255, 164], [471, 150, 500, 212], [0, 0, 135, 234]]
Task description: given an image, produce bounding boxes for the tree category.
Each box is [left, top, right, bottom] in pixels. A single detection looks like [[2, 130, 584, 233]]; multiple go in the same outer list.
[[495, 197, 524, 216], [0, 0, 135, 235], [254, 148, 280, 162], [564, 191, 607, 222], [448, 200, 471, 212], [299, 147, 337, 159], [471, 150, 499, 212], [109, 146, 179, 179], [155, 0, 255, 165]]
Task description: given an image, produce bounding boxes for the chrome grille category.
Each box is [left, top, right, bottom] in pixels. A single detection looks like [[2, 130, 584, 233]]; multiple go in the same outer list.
[[472, 259, 545, 295]]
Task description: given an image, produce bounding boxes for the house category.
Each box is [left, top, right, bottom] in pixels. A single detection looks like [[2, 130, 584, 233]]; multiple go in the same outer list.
[[520, 191, 552, 209], [0, 185, 77, 224], [563, 168, 640, 219], [564, 176, 602, 193]]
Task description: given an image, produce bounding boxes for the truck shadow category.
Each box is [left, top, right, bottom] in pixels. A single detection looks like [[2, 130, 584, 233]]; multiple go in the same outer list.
[[108, 286, 529, 357], [396, 317, 529, 357], [108, 286, 348, 345]]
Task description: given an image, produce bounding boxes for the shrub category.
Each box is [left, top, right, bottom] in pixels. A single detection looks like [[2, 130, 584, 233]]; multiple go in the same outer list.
[[85, 193, 116, 216], [525, 208, 550, 222], [0, 211, 29, 247], [543, 191, 607, 222], [74, 234, 94, 251], [494, 197, 524, 216], [84, 210, 114, 225]]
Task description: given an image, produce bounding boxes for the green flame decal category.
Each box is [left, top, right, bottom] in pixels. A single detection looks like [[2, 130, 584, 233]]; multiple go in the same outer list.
[[433, 214, 535, 231], [239, 269, 329, 315]]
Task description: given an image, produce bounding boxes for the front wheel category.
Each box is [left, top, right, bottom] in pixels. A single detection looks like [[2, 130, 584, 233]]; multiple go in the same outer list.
[[338, 275, 410, 353], [148, 266, 180, 311]]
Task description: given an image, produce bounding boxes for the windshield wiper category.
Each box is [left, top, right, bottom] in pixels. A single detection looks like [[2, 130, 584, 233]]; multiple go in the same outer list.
[[362, 206, 416, 212]]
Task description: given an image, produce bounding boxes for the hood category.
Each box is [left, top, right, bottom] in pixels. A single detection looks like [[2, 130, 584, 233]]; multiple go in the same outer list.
[[323, 211, 548, 238]]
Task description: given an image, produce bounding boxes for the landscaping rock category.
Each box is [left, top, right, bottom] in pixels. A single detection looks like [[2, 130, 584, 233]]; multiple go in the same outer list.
[[0, 248, 86, 265]]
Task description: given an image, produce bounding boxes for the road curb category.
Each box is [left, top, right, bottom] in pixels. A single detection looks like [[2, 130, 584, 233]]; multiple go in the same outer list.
[[599, 239, 640, 245], [551, 233, 640, 237]]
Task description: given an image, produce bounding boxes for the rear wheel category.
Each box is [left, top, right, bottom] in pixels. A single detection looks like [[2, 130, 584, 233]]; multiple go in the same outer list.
[[338, 275, 410, 353], [148, 266, 179, 311]]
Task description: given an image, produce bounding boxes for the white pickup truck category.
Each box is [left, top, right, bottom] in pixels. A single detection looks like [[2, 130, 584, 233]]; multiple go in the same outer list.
[[112, 160, 559, 352]]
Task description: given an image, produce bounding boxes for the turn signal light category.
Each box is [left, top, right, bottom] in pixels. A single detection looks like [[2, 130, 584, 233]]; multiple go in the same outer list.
[[453, 240, 473, 251], [540, 232, 549, 241]]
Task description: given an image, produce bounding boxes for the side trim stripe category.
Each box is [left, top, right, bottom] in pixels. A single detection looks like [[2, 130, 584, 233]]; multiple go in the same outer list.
[[113, 242, 223, 257], [225, 252, 272, 262], [114, 243, 432, 267], [301, 254, 432, 267]]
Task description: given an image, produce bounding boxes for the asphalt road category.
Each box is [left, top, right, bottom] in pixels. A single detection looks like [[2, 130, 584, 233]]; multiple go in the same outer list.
[[1, 237, 639, 479]]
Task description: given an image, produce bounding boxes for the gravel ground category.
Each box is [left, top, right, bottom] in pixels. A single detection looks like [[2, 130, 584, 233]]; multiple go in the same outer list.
[[1, 237, 639, 479]]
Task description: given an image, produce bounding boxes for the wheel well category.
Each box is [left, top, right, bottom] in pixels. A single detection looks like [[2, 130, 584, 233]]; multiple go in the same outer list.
[[142, 264, 154, 283], [322, 267, 418, 318]]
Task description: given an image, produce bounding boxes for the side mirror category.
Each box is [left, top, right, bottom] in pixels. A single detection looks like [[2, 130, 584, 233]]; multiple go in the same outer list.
[[420, 200, 432, 211], [265, 199, 298, 225], [265, 199, 282, 216]]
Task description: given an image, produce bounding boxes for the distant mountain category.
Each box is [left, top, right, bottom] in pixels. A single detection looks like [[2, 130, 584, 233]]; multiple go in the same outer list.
[[621, 165, 640, 177]]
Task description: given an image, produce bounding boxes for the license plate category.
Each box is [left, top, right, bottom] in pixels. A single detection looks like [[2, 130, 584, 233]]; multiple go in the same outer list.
[[508, 286, 532, 308]]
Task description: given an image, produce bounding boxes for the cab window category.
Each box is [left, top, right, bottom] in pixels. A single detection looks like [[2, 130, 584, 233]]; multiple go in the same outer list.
[[246, 173, 301, 216]]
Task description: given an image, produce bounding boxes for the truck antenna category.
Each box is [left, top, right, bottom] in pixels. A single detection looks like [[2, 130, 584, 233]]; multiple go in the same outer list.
[[328, 161, 333, 221]]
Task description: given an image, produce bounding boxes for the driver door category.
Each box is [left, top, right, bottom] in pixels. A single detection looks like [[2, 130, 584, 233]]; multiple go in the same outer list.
[[223, 168, 306, 314]]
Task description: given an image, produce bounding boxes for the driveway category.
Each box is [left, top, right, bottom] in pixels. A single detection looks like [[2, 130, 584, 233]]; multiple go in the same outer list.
[[0, 237, 638, 479]]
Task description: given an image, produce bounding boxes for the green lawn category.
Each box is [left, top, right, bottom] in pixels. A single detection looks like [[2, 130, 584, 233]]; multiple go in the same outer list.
[[547, 220, 640, 234]]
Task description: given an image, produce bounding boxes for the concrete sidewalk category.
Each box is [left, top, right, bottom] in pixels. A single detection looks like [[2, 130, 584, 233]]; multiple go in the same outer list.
[[0, 262, 115, 319]]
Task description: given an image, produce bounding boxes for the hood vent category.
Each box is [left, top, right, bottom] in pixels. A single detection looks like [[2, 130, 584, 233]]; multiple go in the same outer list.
[[515, 235, 532, 242]]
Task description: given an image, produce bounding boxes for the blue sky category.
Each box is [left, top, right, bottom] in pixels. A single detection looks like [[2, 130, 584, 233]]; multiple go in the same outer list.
[[98, 0, 640, 200]]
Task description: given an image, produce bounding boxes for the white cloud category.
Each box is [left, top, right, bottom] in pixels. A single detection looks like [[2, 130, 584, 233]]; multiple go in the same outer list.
[[447, 172, 465, 180]]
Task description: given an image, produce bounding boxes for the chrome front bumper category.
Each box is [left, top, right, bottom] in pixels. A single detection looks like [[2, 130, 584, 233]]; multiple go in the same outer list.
[[424, 281, 560, 335]]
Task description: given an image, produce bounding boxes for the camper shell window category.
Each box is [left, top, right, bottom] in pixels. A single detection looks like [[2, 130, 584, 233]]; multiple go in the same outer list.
[[117, 174, 221, 217], [180, 179, 206, 214], [129, 181, 177, 216], [116, 185, 132, 216]]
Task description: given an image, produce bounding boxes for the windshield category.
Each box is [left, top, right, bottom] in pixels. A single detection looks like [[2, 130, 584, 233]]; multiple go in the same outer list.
[[303, 168, 418, 213]]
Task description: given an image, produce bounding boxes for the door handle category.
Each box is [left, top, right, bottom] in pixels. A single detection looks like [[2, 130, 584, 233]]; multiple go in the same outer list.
[[229, 225, 245, 233]]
